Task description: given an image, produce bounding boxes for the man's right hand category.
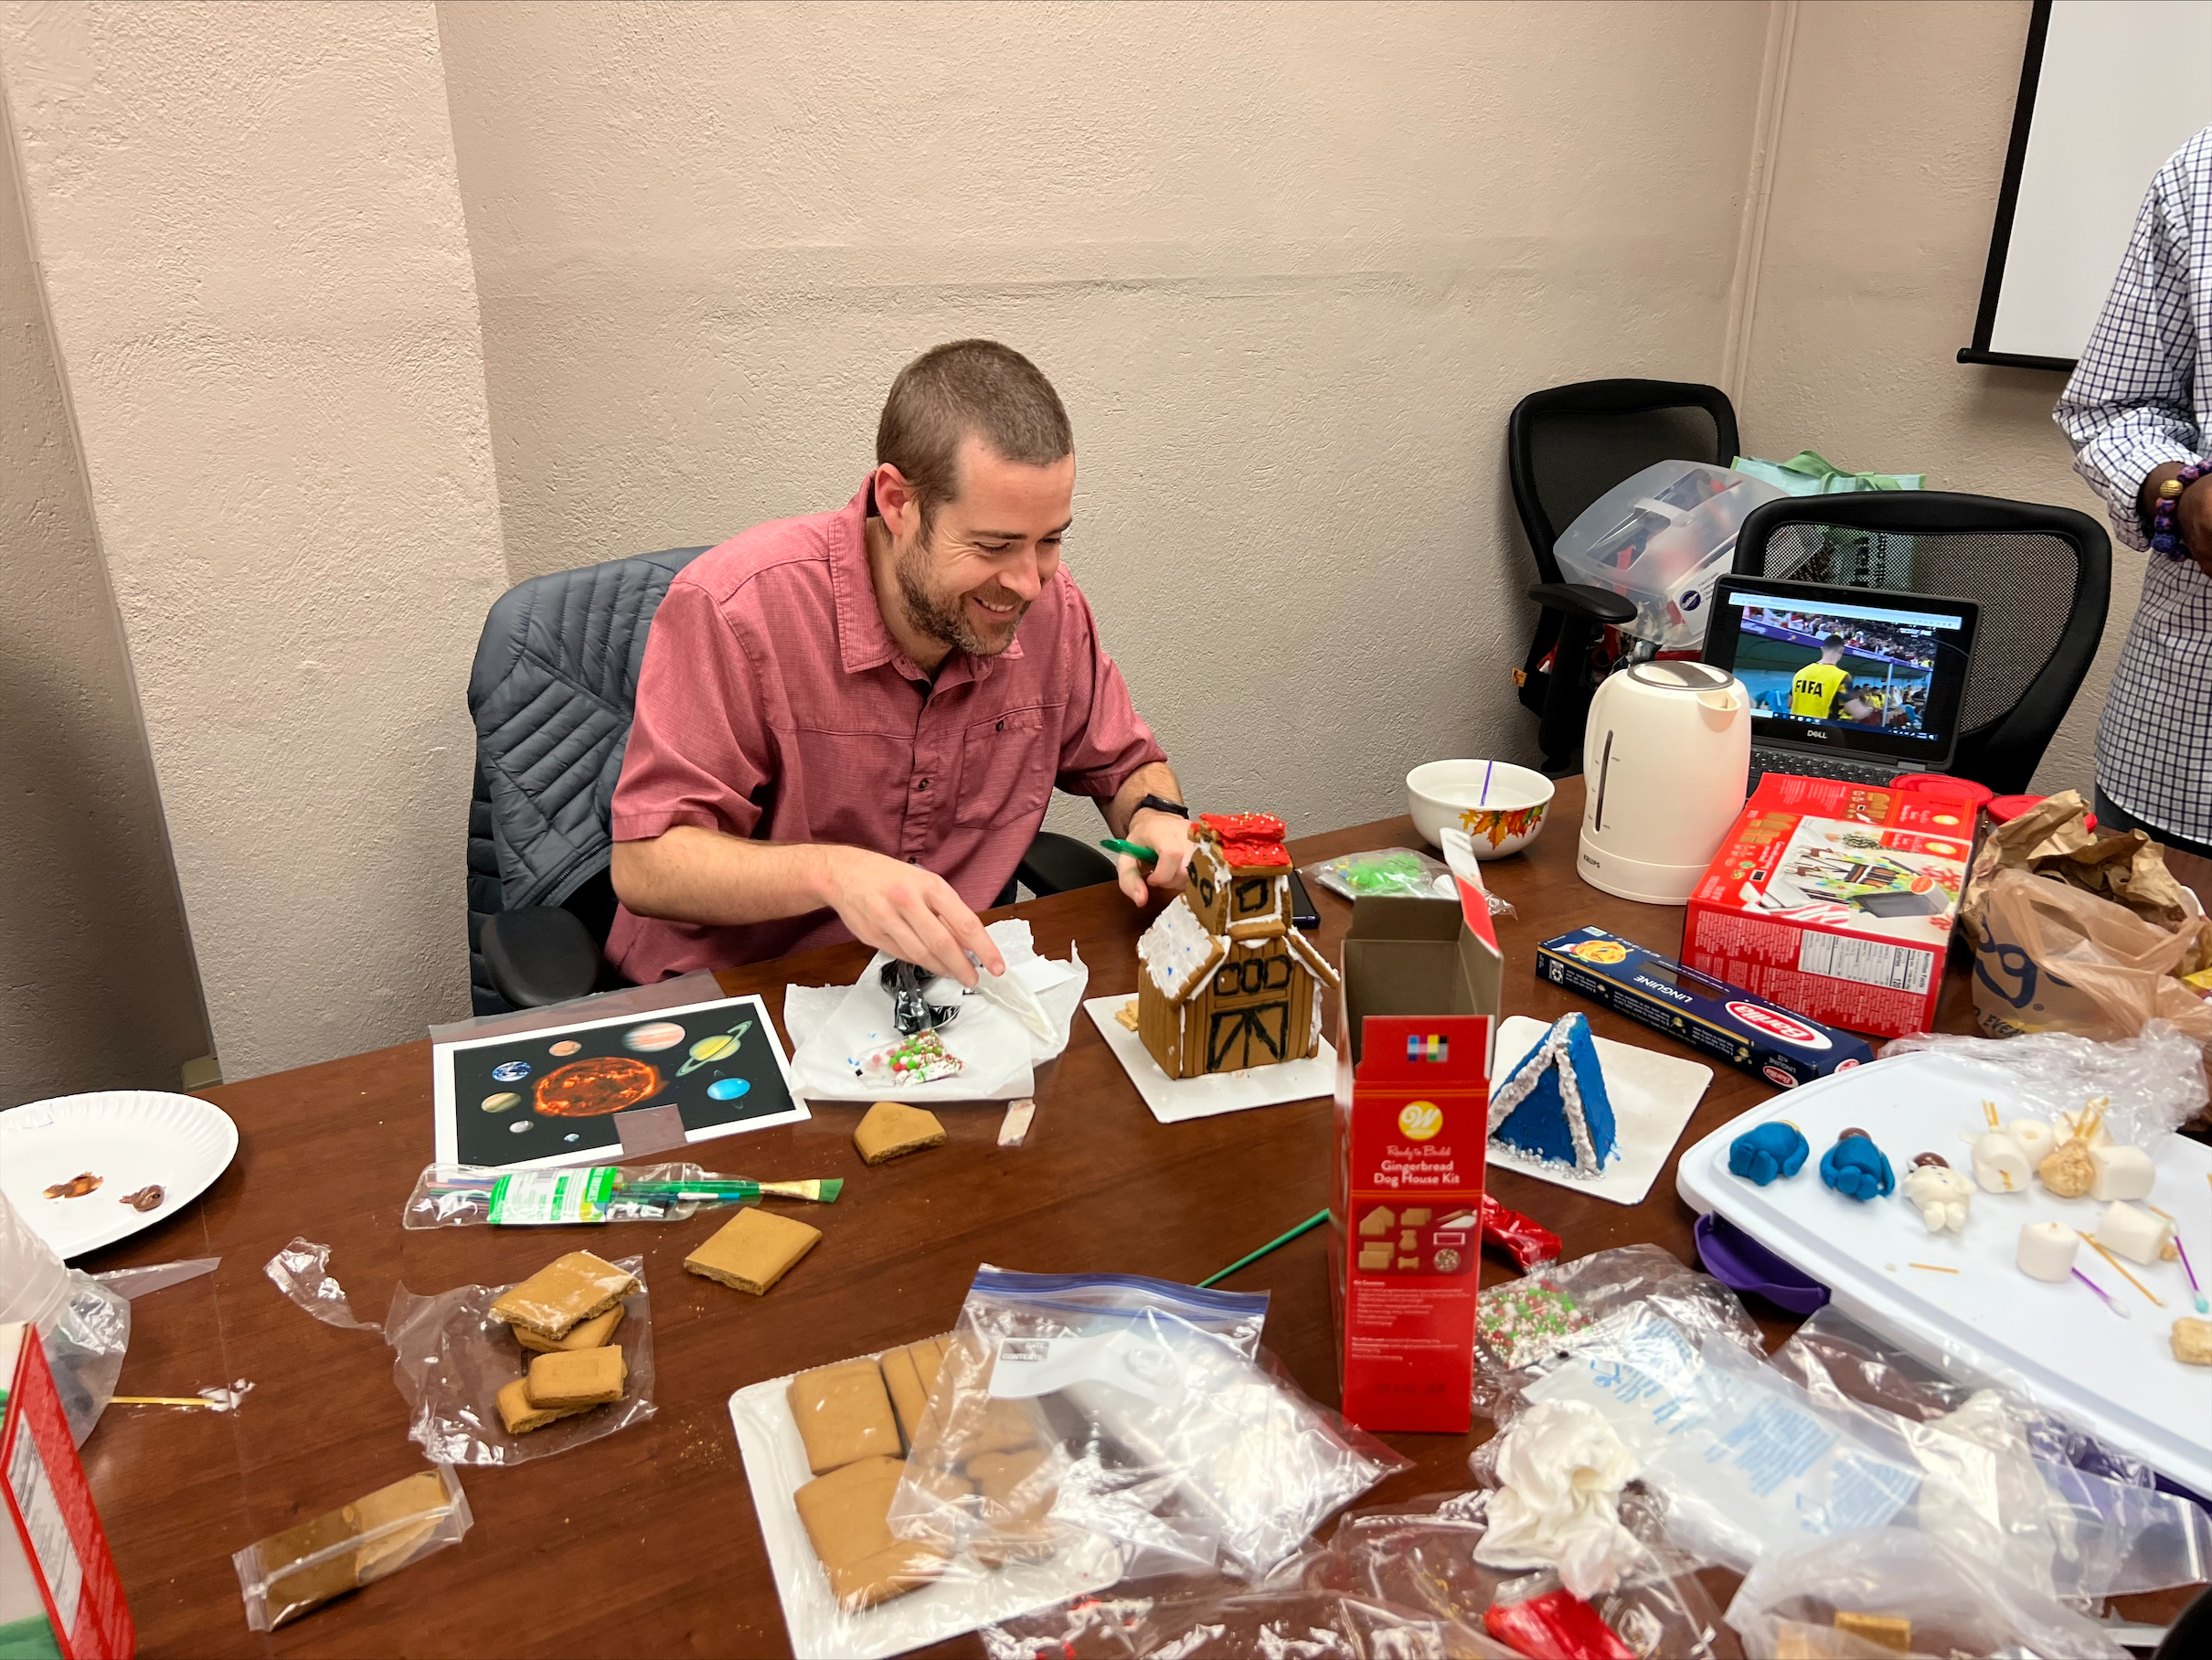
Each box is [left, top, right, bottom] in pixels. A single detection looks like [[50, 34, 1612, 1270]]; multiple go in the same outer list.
[[821, 846, 1005, 988]]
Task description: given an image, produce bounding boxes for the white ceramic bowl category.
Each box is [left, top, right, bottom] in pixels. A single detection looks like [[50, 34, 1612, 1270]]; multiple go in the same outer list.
[[1407, 760, 1556, 859]]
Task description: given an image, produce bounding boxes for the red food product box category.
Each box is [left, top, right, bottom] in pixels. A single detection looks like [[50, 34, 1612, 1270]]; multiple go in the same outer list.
[[1683, 774, 1975, 1039], [0, 1324, 134, 1659], [1331, 866, 1502, 1434]]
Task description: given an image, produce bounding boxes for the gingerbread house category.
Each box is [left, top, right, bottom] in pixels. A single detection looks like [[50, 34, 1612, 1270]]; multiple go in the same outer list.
[[1136, 814, 1340, 1080]]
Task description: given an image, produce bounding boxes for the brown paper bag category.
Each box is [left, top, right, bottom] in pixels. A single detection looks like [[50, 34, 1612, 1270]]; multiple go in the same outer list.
[[1962, 789, 2201, 942], [1971, 867, 2212, 1043]]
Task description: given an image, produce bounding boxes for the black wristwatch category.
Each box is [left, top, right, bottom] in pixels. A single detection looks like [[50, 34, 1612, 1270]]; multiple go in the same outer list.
[[1134, 793, 1188, 820]]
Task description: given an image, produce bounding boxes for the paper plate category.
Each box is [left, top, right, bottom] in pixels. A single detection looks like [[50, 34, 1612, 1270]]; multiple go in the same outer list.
[[0, 1091, 239, 1259]]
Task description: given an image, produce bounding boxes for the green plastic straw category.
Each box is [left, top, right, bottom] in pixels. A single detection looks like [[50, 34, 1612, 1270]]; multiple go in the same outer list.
[[1197, 1208, 1331, 1288]]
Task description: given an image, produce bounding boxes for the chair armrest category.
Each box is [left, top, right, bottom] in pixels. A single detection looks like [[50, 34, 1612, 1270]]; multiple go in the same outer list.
[[481, 906, 603, 1009], [1526, 581, 1638, 627], [1017, 830, 1120, 897]]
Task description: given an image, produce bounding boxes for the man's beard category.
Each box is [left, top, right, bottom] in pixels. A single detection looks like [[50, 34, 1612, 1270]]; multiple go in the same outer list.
[[895, 530, 1030, 657]]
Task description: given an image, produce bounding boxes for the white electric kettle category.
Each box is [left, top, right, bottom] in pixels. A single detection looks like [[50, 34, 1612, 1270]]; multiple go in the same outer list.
[[1578, 660, 1749, 904]]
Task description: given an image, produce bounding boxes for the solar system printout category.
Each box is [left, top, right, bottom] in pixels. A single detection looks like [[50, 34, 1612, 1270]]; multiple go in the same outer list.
[[431, 993, 805, 1172]]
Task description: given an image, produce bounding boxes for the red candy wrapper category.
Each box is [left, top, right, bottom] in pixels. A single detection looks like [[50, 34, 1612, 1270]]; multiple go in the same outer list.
[[1481, 1193, 1561, 1270], [1484, 1587, 1634, 1660]]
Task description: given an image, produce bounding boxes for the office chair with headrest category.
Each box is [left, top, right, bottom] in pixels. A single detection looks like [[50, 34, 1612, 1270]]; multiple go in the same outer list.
[[1731, 491, 2111, 797], [1508, 378, 1740, 772], [467, 549, 1119, 1014]]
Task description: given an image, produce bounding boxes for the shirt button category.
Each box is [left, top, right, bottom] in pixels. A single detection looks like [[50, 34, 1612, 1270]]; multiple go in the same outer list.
[[908, 857, 918, 864], [995, 718, 1005, 732], [917, 778, 930, 792]]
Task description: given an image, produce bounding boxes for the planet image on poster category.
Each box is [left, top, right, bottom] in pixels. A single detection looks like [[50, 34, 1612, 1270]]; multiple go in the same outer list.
[[491, 1059, 532, 1082], [707, 1077, 751, 1101], [564, 1133, 580, 1143], [481, 1091, 523, 1114], [511, 1121, 532, 1133], [623, 1021, 686, 1053], [676, 1020, 754, 1076], [536, 1055, 663, 1117], [549, 1039, 582, 1058]]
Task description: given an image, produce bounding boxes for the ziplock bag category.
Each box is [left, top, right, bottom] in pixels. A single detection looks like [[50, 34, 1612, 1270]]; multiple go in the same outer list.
[[384, 1253, 654, 1464], [231, 1465, 471, 1631], [891, 1269, 1406, 1580], [1724, 1527, 2129, 1660], [401, 1163, 840, 1228]]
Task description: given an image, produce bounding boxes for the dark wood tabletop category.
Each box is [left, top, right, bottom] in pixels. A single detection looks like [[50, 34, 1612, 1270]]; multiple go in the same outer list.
[[66, 777, 2143, 1656]]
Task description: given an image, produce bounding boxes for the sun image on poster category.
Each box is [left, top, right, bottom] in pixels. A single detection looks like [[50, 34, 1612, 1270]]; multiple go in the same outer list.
[[431, 994, 805, 1171]]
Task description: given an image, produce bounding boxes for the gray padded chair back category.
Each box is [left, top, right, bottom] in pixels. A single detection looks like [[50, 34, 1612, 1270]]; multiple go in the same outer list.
[[466, 547, 707, 1012]]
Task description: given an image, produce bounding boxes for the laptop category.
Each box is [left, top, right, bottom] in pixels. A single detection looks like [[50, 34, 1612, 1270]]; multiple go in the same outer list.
[[1698, 574, 1982, 793]]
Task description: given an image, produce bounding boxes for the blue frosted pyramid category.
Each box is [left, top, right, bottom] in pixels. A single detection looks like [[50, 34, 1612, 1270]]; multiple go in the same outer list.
[[1489, 1012, 1618, 1177]]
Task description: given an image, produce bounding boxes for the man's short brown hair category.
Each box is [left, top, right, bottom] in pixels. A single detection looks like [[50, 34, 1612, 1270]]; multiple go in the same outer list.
[[877, 340, 1072, 535]]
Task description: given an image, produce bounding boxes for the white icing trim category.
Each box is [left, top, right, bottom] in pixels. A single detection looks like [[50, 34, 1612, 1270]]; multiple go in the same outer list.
[[1138, 895, 1224, 1002], [1283, 928, 1340, 988], [1487, 1014, 1606, 1178]]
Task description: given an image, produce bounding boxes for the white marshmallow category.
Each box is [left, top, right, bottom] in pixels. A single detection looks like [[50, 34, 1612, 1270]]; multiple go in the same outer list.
[[2007, 1119, 2056, 1165], [2095, 1200, 2174, 1267], [1972, 1132, 2032, 1195], [2017, 1221, 2079, 1282], [2089, 1144, 2155, 1203]]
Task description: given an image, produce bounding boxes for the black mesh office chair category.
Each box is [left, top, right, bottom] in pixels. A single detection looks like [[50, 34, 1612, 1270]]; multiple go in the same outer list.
[[1731, 492, 2111, 797], [1508, 379, 1740, 772], [467, 549, 1118, 1014]]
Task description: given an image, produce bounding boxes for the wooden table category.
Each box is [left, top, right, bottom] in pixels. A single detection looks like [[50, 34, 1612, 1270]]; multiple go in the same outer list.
[[56, 778, 2058, 1655]]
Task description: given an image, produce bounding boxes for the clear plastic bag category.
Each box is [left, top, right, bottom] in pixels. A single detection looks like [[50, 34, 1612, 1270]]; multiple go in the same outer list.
[[0, 1186, 129, 1443], [264, 1238, 383, 1331], [1724, 1527, 2131, 1660], [1474, 1244, 1765, 1419], [1303, 847, 1518, 916], [384, 1252, 654, 1464], [231, 1464, 471, 1631], [400, 1163, 839, 1228], [1879, 1020, 2207, 1155], [892, 1269, 1406, 1580]]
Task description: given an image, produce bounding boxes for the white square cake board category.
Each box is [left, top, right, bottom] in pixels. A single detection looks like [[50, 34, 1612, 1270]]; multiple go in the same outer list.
[[728, 1367, 1122, 1660], [1488, 1016, 1713, 1208], [1082, 995, 1336, 1124]]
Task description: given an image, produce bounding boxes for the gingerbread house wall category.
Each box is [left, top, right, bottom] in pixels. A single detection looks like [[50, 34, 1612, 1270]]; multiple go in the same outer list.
[[1143, 931, 1320, 1080]]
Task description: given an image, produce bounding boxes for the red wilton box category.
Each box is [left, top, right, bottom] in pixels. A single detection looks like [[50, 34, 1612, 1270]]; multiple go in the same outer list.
[[1684, 773, 1975, 1039], [1332, 868, 1502, 1434]]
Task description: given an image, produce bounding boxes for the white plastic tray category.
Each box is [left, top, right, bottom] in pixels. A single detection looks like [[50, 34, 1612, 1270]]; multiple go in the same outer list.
[[728, 1362, 1122, 1659], [1676, 1051, 2212, 1498]]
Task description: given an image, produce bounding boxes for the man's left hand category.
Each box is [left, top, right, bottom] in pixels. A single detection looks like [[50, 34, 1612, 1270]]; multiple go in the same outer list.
[[1118, 807, 1197, 905]]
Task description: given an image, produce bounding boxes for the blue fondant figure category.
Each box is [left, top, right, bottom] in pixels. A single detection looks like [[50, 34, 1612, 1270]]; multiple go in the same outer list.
[[1819, 1127, 1894, 1201], [1488, 1012, 1617, 1177], [1728, 1121, 1809, 1186]]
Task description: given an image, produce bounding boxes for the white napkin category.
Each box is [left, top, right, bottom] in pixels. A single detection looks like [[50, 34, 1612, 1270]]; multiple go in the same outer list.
[[785, 920, 1087, 1103]]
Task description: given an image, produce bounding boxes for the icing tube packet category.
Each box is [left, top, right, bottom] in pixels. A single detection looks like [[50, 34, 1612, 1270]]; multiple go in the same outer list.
[[401, 1164, 841, 1228]]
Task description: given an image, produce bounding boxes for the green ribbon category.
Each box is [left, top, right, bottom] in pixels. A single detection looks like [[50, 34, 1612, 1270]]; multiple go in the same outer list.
[[1739, 450, 1911, 492]]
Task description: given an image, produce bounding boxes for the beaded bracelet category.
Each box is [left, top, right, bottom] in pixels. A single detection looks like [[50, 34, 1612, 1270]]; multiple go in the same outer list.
[[2150, 459, 2212, 558]]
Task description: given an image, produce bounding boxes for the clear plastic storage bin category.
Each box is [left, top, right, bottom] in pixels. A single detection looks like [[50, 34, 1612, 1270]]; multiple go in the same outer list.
[[1551, 461, 1786, 650]]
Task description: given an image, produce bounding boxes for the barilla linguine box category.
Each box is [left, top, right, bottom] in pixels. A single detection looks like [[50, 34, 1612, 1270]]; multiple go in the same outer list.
[[1683, 773, 1974, 1040], [1332, 865, 1500, 1435], [1537, 927, 1874, 1088], [0, 1325, 133, 1660]]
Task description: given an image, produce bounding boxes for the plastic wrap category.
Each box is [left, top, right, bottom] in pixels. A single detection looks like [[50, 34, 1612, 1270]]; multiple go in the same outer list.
[[892, 1269, 1406, 1580], [1724, 1528, 2131, 1660], [231, 1464, 471, 1631], [263, 1238, 384, 1331], [400, 1163, 839, 1228], [0, 1186, 129, 1442], [980, 1577, 1508, 1660], [1879, 1021, 2207, 1155], [1304, 848, 1516, 918], [386, 1253, 654, 1464], [1474, 1245, 1762, 1417]]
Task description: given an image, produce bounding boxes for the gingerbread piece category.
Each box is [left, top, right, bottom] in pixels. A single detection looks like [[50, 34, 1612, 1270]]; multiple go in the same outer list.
[[495, 1377, 591, 1435], [489, 1250, 637, 1340], [880, 1346, 929, 1445], [685, 1207, 821, 1294], [792, 1456, 949, 1610], [1357, 1244, 1392, 1270], [525, 1345, 626, 1410], [789, 1359, 901, 1474], [1357, 1206, 1397, 1238], [2173, 1316, 2212, 1366], [1400, 1208, 1431, 1226], [854, 1101, 947, 1165], [514, 1304, 624, 1355]]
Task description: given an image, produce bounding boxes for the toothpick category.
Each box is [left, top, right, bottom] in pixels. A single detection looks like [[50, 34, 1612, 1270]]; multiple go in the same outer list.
[[2150, 1203, 2175, 1221], [2079, 1231, 2164, 1306], [1908, 1262, 1960, 1274], [110, 1396, 224, 1410], [1982, 1100, 2000, 1130]]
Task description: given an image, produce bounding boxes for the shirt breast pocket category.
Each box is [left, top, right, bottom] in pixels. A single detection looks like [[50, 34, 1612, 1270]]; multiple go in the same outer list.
[[956, 705, 1056, 827]]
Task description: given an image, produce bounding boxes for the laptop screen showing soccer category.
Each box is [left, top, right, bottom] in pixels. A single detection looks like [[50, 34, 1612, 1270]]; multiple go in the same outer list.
[[1700, 575, 1980, 767]]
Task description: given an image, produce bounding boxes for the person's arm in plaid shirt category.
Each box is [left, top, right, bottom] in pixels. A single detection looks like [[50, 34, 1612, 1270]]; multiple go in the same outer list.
[[2056, 155, 2203, 554]]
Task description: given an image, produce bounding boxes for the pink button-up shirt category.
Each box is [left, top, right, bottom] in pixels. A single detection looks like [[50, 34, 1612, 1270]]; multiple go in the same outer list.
[[606, 484, 1166, 980]]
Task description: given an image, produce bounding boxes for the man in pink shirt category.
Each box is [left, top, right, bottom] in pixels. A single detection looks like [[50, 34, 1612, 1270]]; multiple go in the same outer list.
[[608, 340, 1196, 986]]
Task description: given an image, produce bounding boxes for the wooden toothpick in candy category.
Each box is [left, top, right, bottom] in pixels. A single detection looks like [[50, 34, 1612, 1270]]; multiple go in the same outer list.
[[1982, 1100, 2001, 1131], [2078, 1232, 2163, 1305]]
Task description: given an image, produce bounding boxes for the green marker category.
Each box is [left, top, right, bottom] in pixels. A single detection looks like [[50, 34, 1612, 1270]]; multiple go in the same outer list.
[[1101, 837, 1159, 864]]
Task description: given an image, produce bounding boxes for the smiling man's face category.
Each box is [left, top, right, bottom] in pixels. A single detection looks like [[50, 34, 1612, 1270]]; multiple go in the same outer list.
[[892, 435, 1074, 658]]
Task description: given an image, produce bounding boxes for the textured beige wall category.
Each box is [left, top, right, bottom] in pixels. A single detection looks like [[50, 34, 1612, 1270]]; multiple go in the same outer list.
[[1737, 0, 2133, 796], [0, 1, 509, 1079], [0, 89, 209, 1102], [437, 0, 1771, 842]]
